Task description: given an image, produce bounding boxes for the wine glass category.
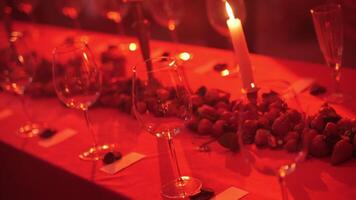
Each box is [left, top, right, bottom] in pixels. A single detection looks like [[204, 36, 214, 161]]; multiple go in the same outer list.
[[0, 31, 41, 137], [52, 40, 117, 161], [237, 90, 309, 200], [56, 0, 82, 31], [14, 0, 38, 18], [95, 0, 129, 35], [145, 0, 184, 53], [311, 4, 344, 103], [206, 0, 246, 76], [132, 57, 202, 198]]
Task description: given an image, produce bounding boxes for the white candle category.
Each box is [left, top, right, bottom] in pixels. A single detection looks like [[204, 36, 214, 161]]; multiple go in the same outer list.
[[225, 2, 256, 93]]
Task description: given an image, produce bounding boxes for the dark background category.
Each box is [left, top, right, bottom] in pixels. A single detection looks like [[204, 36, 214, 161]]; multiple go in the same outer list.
[[2, 0, 356, 67]]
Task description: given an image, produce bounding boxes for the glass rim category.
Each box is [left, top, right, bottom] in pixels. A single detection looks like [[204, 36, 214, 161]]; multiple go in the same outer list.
[[310, 3, 341, 15], [52, 40, 89, 55]]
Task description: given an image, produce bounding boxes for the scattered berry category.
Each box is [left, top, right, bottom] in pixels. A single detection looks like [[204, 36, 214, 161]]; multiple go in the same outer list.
[[284, 138, 299, 152], [103, 151, 122, 165], [255, 129, 270, 147], [331, 139, 353, 165], [198, 119, 213, 135], [309, 83, 326, 95], [212, 120, 227, 137], [39, 129, 57, 139], [310, 135, 330, 157], [198, 105, 219, 121]]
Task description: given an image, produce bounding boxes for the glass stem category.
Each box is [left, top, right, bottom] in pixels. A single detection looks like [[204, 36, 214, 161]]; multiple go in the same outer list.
[[278, 175, 288, 200], [170, 28, 180, 53], [117, 22, 125, 36], [167, 138, 183, 181], [20, 95, 32, 122], [332, 62, 341, 94], [83, 109, 97, 150], [73, 18, 81, 32]]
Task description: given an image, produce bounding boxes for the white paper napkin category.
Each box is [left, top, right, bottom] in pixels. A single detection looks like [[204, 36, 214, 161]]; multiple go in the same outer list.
[[213, 187, 248, 200], [284, 78, 315, 98], [100, 152, 146, 175], [38, 128, 77, 148]]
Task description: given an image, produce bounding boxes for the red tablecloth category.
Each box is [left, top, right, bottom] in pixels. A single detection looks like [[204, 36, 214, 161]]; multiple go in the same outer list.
[[0, 22, 356, 200]]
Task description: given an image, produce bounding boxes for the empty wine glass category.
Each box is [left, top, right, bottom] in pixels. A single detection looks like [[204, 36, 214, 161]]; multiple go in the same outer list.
[[52, 40, 117, 161], [14, 0, 38, 19], [311, 4, 344, 103], [206, 0, 246, 76], [132, 57, 202, 198], [237, 90, 309, 200], [145, 0, 184, 53], [0, 31, 41, 137], [95, 0, 129, 35], [56, 0, 82, 31]]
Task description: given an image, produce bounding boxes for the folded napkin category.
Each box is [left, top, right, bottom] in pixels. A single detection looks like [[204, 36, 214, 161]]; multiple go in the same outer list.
[[38, 128, 77, 148], [100, 152, 146, 175], [214, 187, 248, 200]]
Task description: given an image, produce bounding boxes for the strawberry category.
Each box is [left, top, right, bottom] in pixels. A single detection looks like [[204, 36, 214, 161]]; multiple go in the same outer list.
[[267, 134, 278, 148], [215, 101, 229, 110], [353, 134, 356, 151], [197, 118, 213, 135], [212, 120, 227, 137], [285, 138, 299, 152], [285, 131, 300, 142], [294, 122, 305, 133], [156, 88, 170, 101], [264, 108, 280, 123], [272, 114, 293, 137], [331, 139, 353, 165], [286, 109, 302, 123], [257, 116, 270, 129], [324, 122, 341, 148], [241, 120, 258, 144], [310, 135, 330, 157], [337, 118, 353, 134], [204, 89, 220, 105], [311, 114, 325, 132], [324, 122, 339, 136], [186, 117, 199, 132], [304, 129, 319, 147], [220, 111, 232, 121], [191, 95, 204, 108], [198, 105, 219, 121], [196, 86, 207, 97], [255, 129, 270, 147], [136, 101, 147, 114]]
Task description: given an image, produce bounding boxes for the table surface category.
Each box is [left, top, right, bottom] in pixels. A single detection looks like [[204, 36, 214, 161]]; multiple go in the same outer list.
[[0, 22, 356, 200]]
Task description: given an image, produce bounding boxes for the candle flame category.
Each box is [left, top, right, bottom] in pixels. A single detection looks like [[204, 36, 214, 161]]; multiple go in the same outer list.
[[129, 42, 138, 51], [220, 69, 230, 77], [178, 52, 192, 61], [225, 1, 235, 19]]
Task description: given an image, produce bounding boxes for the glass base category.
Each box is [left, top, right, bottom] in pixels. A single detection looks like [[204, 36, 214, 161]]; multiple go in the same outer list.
[[325, 92, 344, 104], [161, 176, 202, 199], [17, 122, 42, 138], [79, 143, 119, 161]]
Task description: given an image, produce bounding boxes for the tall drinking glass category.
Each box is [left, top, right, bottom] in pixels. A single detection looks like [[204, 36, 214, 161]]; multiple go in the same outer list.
[[52, 41, 117, 161], [0, 31, 41, 137], [311, 4, 343, 103], [132, 57, 202, 198]]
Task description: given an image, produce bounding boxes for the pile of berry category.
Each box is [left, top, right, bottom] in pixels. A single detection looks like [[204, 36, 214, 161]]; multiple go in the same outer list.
[[186, 87, 356, 165]]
